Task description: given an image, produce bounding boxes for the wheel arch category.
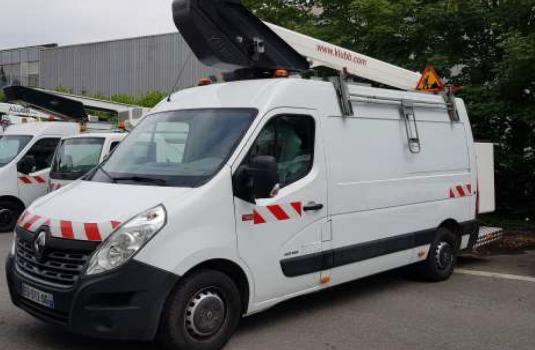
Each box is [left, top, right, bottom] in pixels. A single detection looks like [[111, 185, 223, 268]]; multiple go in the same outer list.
[[0, 195, 26, 211], [438, 218, 462, 247], [183, 258, 251, 314]]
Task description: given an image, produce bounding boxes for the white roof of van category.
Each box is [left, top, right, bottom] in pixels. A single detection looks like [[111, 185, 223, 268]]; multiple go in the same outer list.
[[4, 122, 79, 137], [153, 78, 446, 117], [63, 132, 127, 141]]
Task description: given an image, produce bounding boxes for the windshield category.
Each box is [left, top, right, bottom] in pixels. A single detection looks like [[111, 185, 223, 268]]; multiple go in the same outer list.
[[89, 108, 257, 187], [0, 135, 33, 167], [50, 137, 105, 180]]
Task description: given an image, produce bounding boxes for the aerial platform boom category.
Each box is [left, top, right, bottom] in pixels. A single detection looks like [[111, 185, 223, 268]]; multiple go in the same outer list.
[[266, 23, 422, 91], [172, 0, 422, 91]]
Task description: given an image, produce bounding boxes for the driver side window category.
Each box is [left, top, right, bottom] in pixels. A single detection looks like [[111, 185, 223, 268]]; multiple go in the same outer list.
[[249, 115, 315, 188], [17, 138, 60, 174]]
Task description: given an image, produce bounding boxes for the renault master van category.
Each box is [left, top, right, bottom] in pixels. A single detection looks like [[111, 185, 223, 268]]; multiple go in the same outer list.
[[5, 1, 487, 350]]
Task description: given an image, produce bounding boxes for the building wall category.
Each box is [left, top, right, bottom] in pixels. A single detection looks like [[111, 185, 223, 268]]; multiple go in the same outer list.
[[0, 45, 54, 88], [39, 33, 218, 96]]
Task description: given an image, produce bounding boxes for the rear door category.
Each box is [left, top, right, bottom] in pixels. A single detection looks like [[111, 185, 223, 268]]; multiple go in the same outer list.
[[234, 109, 329, 304], [18, 137, 61, 205]]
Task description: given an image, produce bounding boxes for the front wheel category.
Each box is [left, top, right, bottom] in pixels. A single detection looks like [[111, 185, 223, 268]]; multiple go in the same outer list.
[[415, 227, 459, 282], [159, 270, 242, 350], [0, 199, 23, 232]]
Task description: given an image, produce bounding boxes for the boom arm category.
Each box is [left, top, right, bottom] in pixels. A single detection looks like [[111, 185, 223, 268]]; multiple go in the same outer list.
[[266, 23, 422, 91]]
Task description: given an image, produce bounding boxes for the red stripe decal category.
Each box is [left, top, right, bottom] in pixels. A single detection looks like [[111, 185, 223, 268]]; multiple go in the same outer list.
[[456, 186, 466, 197], [291, 202, 303, 216], [17, 211, 27, 225], [267, 205, 290, 221], [449, 189, 455, 198], [23, 215, 41, 230], [34, 176, 46, 184], [466, 184, 472, 194], [242, 214, 254, 222], [60, 220, 75, 239], [84, 223, 102, 241], [19, 177, 32, 184], [111, 220, 122, 229], [253, 210, 266, 225]]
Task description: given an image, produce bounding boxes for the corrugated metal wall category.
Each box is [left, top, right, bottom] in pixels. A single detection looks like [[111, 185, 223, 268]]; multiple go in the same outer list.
[[0, 45, 51, 87], [39, 33, 219, 96]]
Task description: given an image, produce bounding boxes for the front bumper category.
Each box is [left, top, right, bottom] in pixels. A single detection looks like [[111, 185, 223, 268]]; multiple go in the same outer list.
[[6, 254, 179, 341]]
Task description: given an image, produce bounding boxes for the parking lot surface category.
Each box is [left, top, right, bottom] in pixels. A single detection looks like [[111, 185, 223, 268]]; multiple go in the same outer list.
[[1, 232, 534, 350]]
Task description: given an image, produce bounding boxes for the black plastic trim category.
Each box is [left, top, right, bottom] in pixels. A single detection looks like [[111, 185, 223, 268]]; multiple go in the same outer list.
[[280, 223, 477, 278], [460, 220, 479, 251], [6, 253, 180, 341]]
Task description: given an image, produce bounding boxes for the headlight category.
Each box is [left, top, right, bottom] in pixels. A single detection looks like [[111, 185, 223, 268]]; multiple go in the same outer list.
[[10, 233, 16, 256], [86, 205, 166, 275]]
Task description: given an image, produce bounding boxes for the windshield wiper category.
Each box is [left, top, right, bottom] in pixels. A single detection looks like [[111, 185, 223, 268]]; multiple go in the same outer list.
[[96, 166, 117, 183], [112, 176, 167, 186]]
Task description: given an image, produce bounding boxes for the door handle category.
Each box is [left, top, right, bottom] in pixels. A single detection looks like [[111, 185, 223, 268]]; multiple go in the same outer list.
[[303, 203, 324, 212]]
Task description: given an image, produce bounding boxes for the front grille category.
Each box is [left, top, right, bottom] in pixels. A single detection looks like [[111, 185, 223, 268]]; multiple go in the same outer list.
[[15, 239, 90, 288]]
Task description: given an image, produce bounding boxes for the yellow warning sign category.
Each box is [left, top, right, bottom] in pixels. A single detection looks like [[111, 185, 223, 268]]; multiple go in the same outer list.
[[416, 65, 445, 92]]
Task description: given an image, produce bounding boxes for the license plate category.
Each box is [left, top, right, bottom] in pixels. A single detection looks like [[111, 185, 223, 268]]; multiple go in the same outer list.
[[21, 284, 55, 309]]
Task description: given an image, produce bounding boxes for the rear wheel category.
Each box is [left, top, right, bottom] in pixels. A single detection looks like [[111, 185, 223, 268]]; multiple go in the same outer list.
[[159, 270, 242, 350], [0, 199, 23, 232], [415, 227, 459, 282]]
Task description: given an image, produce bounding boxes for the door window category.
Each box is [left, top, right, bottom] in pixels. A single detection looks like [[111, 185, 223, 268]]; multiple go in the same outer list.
[[248, 115, 315, 188], [18, 138, 61, 174]]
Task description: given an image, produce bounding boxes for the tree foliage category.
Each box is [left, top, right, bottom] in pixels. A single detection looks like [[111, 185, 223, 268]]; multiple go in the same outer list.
[[244, 0, 535, 217]]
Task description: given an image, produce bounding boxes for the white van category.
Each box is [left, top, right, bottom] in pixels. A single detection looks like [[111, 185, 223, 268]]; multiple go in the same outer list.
[[48, 133, 126, 192], [0, 122, 78, 231], [6, 78, 482, 347], [5, 2, 489, 349]]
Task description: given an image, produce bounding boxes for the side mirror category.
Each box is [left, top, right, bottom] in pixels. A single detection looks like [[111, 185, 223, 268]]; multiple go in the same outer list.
[[18, 155, 36, 175], [233, 156, 279, 203], [251, 156, 279, 199]]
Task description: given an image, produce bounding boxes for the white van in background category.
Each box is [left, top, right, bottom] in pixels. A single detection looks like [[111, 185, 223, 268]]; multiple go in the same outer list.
[[0, 122, 79, 231], [48, 133, 126, 192]]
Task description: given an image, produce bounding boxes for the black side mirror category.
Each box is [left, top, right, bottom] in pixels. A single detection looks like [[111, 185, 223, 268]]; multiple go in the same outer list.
[[233, 156, 279, 203], [18, 155, 36, 175], [251, 156, 279, 199]]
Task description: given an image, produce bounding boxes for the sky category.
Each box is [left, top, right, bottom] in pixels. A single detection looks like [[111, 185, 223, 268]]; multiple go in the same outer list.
[[0, 0, 178, 50]]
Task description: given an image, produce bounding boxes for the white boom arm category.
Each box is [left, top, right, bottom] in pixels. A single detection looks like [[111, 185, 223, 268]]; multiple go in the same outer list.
[[266, 23, 422, 91]]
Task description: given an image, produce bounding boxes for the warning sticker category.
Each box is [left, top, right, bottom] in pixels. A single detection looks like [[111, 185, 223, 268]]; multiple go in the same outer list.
[[416, 65, 445, 92]]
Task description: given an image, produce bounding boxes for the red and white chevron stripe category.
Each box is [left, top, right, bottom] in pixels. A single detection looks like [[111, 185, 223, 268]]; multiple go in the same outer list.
[[17, 211, 122, 241], [18, 174, 47, 185], [449, 184, 473, 198], [245, 202, 303, 225]]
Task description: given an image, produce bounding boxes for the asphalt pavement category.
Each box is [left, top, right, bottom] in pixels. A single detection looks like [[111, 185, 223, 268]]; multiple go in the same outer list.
[[1, 232, 534, 350]]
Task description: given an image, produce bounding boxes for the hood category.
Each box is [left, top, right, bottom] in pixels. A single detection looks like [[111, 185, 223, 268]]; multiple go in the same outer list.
[[18, 180, 193, 241]]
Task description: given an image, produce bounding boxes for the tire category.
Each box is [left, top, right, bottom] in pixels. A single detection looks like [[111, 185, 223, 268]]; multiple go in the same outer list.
[[414, 227, 459, 282], [159, 270, 242, 350], [0, 199, 23, 232]]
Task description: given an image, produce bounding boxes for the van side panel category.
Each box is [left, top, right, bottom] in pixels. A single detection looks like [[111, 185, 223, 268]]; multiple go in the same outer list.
[[323, 97, 473, 283]]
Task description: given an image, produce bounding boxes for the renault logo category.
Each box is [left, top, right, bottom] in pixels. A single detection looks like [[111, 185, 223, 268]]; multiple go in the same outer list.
[[34, 231, 47, 261]]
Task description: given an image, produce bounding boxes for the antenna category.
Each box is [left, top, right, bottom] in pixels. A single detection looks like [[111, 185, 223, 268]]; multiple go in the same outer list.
[[167, 53, 193, 102]]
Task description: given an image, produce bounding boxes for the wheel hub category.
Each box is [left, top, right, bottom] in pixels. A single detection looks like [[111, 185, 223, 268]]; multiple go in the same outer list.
[[185, 289, 226, 338], [435, 242, 453, 270], [0, 208, 14, 227]]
